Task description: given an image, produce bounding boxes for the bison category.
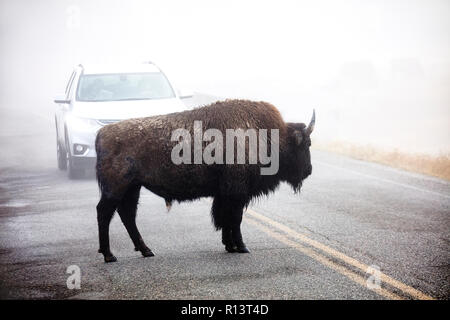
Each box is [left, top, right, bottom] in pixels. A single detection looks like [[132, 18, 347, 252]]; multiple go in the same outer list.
[[95, 99, 315, 262]]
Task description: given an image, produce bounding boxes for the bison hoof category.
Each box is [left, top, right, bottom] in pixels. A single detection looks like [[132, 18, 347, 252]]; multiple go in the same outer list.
[[225, 245, 250, 253], [225, 245, 236, 253], [141, 248, 155, 257], [104, 254, 118, 263], [235, 246, 250, 253]]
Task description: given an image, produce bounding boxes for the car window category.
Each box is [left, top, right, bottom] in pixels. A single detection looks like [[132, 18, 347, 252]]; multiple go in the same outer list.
[[76, 72, 175, 102]]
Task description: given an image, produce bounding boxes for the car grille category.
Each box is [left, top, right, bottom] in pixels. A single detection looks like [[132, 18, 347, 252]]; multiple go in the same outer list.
[[96, 119, 121, 126]]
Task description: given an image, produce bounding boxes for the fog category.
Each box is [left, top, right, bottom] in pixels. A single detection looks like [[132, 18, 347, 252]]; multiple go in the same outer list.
[[1, 0, 449, 170]]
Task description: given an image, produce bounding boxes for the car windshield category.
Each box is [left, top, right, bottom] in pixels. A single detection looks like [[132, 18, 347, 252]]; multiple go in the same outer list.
[[76, 72, 175, 102]]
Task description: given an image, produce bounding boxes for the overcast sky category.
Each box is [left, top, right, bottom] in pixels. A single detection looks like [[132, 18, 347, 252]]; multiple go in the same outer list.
[[1, 0, 449, 153]]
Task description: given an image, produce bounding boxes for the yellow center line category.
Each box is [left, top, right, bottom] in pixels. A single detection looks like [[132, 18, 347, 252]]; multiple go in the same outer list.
[[246, 217, 403, 300], [245, 208, 434, 300]]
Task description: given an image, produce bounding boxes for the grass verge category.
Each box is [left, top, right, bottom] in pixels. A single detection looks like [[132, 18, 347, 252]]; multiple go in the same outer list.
[[314, 140, 450, 181]]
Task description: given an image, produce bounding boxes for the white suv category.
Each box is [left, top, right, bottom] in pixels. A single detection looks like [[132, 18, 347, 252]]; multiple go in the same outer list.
[[54, 62, 191, 179]]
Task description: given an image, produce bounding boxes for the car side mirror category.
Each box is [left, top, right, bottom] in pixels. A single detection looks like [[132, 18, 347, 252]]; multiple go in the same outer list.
[[177, 88, 193, 99], [54, 94, 70, 104]]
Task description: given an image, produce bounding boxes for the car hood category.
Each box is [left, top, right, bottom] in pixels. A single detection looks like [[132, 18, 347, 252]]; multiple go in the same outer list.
[[71, 98, 186, 120]]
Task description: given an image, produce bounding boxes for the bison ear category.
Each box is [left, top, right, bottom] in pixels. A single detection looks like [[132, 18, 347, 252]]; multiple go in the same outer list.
[[294, 130, 303, 146]]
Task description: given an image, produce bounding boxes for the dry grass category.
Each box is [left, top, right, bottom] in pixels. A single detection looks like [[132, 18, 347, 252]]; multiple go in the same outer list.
[[314, 140, 450, 181]]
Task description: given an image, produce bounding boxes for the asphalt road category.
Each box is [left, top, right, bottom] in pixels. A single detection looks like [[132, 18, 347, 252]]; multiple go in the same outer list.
[[0, 95, 448, 299]]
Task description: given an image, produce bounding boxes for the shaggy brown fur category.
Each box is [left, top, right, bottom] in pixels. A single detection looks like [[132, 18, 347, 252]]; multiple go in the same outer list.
[[95, 99, 314, 262]]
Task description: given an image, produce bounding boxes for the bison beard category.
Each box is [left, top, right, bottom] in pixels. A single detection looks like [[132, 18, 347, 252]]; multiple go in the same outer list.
[[95, 99, 315, 262]]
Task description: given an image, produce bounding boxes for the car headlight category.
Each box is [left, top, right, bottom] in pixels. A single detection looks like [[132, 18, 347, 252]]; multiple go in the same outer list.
[[67, 115, 101, 131]]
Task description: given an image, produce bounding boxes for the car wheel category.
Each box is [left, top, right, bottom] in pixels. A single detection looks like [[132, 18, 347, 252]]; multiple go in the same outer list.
[[57, 138, 67, 170]]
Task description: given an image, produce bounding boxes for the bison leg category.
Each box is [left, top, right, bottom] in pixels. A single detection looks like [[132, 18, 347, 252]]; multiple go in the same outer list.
[[228, 204, 250, 254], [97, 195, 118, 263], [212, 196, 249, 253], [212, 196, 236, 252], [117, 185, 154, 258], [222, 227, 236, 253], [217, 197, 250, 253]]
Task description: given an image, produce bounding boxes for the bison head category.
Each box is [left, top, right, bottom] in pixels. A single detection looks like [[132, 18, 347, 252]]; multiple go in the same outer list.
[[285, 110, 315, 192]]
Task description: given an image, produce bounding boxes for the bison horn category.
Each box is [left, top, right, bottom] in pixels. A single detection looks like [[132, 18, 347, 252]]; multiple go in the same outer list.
[[306, 109, 315, 136]]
